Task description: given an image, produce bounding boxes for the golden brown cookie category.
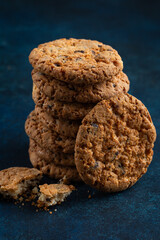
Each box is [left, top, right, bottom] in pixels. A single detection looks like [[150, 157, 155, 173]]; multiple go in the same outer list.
[[32, 70, 129, 103], [37, 183, 75, 207], [0, 167, 42, 199], [32, 85, 94, 120], [35, 106, 80, 138], [29, 151, 81, 182], [25, 111, 75, 153], [75, 93, 156, 192], [29, 38, 123, 85], [29, 139, 75, 167]]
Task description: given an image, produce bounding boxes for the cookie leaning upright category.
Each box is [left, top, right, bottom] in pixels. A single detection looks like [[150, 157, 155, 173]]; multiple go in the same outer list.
[[29, 38, 123, 85], [75, 93, 156, 192]]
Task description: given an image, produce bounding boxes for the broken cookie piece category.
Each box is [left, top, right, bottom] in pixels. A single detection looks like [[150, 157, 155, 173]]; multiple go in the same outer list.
[[37, 183, 75, 207], [0, 167, 42, 200]]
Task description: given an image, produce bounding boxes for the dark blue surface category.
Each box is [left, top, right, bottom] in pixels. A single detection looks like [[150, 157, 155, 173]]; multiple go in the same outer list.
[[0, 0, 160, 239]]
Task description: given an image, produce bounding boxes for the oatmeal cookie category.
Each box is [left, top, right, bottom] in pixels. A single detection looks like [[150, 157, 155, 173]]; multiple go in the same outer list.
[[29, 38, 123, 85], [30, 152, 81, 182], [25, 111, 75, 153], [35, 106, 80, 138], [32, 85, 94, 120], [75, 94, 156, 192], [29, 139, 75, 167], [32, 70, 129, 103]]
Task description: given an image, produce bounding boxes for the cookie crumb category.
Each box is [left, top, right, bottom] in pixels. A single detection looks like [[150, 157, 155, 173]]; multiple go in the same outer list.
[[49, 211, 52, 214], [88, 194, 91, 199], [19, 197, 23, 202]]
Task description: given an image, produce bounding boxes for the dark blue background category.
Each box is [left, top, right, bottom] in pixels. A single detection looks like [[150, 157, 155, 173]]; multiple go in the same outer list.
[[0, 0, 160, 239]]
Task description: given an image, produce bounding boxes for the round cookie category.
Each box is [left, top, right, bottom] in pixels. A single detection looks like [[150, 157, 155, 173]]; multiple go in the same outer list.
[[32, 70, 130, 103], [29, 38, 123, 85], [75, 93, 156, 192], [29, 139, 75, 167], [35, 106, 80, 138], [29, 150, 81, 182], [32, 85, 94, 120], [25, 111, 75, 154]]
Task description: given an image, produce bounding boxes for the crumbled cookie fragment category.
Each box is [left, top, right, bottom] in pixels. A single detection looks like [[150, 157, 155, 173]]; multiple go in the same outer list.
[[37, 183, 75, 207], [0, 167, 42, 200]]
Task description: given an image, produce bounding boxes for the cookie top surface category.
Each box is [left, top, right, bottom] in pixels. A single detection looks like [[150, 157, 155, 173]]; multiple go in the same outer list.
[[0, 167, 42, 191], [33, 70, 130, 103], [29, 38, 123, 85], [75, 93, 156, 192]]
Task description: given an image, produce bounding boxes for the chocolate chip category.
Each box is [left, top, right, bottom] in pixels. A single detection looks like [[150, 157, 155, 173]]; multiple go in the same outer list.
[[90, 161, 99, 171], [118, 163, 125, 174], [74, 50, 84, 53], [68, 85, 75, 91], [54, 63, 61, 67], [41, 129, 46, 133], [87, 128, 90, 133], [92, 50, 95, 55], [108, 147, 112, 150], [113, 83, 116, 88], [59, 55, 68, 59], [57, 137, 62, 141], [111, 151, 119, 161], [76, 57, 82, 61], [113, 104, 119, 110], [98, 45, 102, 47], [47, 105, 53, 109], [93, 161, 99, 169], [91, 123, 98, 128]]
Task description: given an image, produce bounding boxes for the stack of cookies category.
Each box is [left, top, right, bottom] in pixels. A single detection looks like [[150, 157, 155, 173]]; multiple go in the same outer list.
[[25, 38, 130, 182]]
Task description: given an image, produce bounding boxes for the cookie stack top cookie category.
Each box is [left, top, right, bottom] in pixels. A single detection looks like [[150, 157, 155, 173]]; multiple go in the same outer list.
[[29, 38, 123, 85]]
